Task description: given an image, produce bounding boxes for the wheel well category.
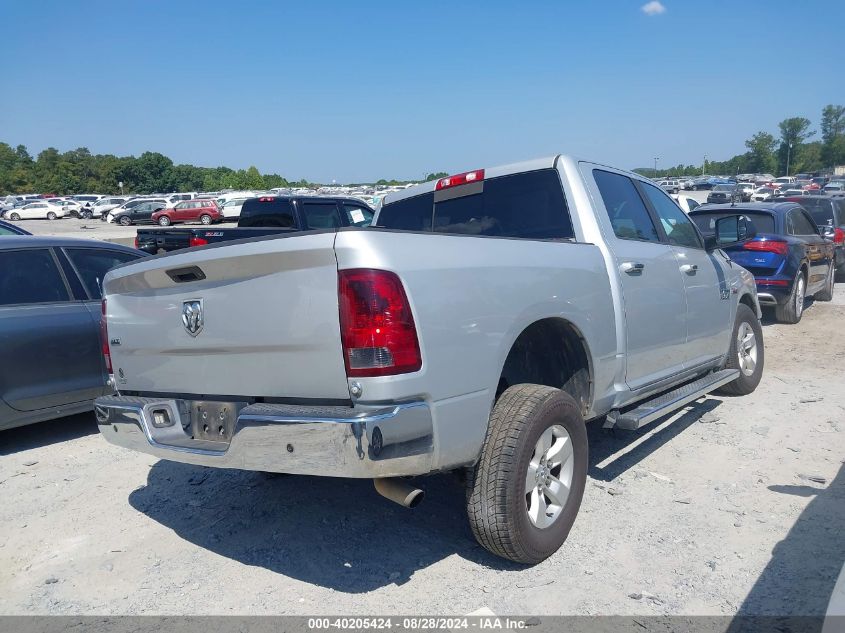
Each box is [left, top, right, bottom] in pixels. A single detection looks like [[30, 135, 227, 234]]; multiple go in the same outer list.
[[739, 293, 755, 311], [497, 318, 592, 414]]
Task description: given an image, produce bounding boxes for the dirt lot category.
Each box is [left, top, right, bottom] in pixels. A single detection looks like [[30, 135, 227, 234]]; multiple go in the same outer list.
[[1, 288, 843, 618]]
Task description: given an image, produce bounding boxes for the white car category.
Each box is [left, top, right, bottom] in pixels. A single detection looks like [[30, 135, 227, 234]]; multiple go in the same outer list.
[[219, 197, 250, 219], [88, 197, 128, 218], [51, 199, 84, 216], [671, 194, 701, 214], [4, 201, 67, 220], [752, 187, 776, 201]]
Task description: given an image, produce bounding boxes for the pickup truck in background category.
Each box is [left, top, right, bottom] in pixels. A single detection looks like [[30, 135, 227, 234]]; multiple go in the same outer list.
[[95, 155, 764, 564], [134, 195, 375, 254]]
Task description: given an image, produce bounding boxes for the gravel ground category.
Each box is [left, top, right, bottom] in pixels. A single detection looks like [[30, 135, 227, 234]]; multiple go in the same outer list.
[[0, 287, 843, 618]]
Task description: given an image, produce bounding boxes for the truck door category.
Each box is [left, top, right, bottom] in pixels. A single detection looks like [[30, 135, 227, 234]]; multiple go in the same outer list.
[[589, 168, 689, 391], [638, 182, 732, 368]]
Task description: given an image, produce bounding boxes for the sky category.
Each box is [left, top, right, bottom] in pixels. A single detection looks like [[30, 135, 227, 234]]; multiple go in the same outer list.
[[1, 0, 843, 183]]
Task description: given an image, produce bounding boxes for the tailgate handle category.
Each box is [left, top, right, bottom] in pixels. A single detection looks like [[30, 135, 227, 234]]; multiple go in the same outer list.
[[166, 266, 206, 283]]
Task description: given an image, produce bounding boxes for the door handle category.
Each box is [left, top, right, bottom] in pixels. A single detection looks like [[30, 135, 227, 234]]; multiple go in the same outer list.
[[620, 262, 645, 276], [680, 264, 698, 275]]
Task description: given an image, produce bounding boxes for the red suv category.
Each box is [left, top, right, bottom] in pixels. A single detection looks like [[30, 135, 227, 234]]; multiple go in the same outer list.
[[151, 199, 222, 226]]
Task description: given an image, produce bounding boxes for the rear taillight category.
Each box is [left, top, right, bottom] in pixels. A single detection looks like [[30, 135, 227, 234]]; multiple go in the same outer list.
[[435, 169, 485, 191], [338, 269, 422, 377], [133, 236, 139, 249], [189, 236, 208, 247], [743, 239, 789, 256], [101, 298, 112, 374], [834, 228, 844, 244]]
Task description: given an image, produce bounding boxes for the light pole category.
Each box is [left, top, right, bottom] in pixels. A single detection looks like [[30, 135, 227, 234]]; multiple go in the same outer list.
[[653, 157, 659, 178], [702, 155, 707, 176], [786, 142, 794, 177]]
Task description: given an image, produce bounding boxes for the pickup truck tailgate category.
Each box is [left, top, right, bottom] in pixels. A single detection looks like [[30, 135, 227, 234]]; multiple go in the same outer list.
[[102, 232, 350, 400]]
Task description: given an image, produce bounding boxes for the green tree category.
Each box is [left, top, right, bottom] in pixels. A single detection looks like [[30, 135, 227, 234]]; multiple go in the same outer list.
[[744, 131, 777, 174], [777, 117, 815, 175], [244, 165, 264, 189], [820, 104, 845, 167]]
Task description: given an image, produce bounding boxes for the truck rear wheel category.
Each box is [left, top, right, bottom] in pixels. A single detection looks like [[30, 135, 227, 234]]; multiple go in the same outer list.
[[466, 384, 587, 564], [717, 303, 764, 396], [815, 264, 834, 302]]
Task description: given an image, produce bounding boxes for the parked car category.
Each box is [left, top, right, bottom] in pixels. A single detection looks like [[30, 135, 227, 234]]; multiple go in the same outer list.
[[671, 194, 701, 214], [783, 196, 845, 281], [51, 199, 85, 216], [71, 195, 103, 209], [0, 219, 32, 235], [4, 200, 67, 220], [823, 182, 845, 195], [689, 202, 835, 323], [106, 199, 169, 225], [0, 237, 147, 430], [135, 196, 374, 253], [219, 196, 251, 220], [752, 187, 776, 202], [778, 188, 810, 198], [772, 177, 796, 188], [735, 183, 755, 201], [150, 199, 223, 227], [658, 179, 682, 194], [707, 184, 740, 204], [87, 197, 128, 219], [95, 155, 764, 564], [165, 192, 197, 207]]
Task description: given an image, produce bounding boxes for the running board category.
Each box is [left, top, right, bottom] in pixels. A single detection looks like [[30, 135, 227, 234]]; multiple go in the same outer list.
[[605, 369, 740, 430]]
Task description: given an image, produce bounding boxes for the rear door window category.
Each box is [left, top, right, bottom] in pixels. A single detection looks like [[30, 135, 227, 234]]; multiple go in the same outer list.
[[0, 249, 70, 306], [64, 248, 143, 299], [593, 169, 661, 243], [302, 201, 342, 229], [238, 197, 296, 228], [789, 210, 819, 236], [378, 168, 573, 240], [342, 203, 373, 227]]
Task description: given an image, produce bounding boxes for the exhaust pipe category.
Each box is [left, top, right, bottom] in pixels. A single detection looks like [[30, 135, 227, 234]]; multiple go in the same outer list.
[[373, 478, 425, 509]]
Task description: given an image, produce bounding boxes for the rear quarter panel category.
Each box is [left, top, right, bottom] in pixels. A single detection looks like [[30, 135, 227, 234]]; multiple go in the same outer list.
[[334, 228, 617, 470]]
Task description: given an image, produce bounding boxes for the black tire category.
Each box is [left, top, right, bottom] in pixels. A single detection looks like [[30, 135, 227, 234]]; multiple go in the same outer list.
[[717, 303, 764, 396], [466, 384, 588, 564], [9, 212, 20, 221], [199, 214, 212, 225], [82, 210, 93, 220], [775, 269, 806, 324], [815, 264, 835, 302], [119, 216, 132, 226], [158, 216, 171, 226]]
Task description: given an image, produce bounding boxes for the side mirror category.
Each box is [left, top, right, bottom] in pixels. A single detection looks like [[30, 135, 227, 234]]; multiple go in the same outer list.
[[706, 215, 757, 250]]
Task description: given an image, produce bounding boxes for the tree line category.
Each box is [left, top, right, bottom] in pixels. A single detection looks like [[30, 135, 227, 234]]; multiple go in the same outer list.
[[0, 144, 313, 196], [636, 104, 845, 179], [3, 104, 842, 195]]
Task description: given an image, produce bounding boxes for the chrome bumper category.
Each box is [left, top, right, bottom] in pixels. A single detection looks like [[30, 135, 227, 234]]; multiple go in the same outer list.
[[95, 395, 434, 478]]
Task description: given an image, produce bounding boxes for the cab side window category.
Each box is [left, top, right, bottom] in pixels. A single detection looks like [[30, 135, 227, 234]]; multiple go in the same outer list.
[[639, 183, 703, 249], [343, 203, 373, 227], [593, 169, 660, 243]]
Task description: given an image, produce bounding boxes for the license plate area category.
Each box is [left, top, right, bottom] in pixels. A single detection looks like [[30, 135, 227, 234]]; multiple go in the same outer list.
[[188, 401, 245, 444]]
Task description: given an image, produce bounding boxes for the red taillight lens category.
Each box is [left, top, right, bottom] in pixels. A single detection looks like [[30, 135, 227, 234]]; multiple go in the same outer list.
[[435, 169, 485, 191], [133, 236, 139, 249], [338, 269, 422, 377], [834, 228, 844, 244], [189, 236, 208, 247], [744, 239, 789, 256], [101, 298, 112, 374]]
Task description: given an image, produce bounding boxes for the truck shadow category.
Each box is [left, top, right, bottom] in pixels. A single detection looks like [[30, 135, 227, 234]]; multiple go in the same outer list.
[[129, 462, 520, 593], [587, 398, 721, 482], [727, 463, 844, 628], [0, 411, 98, 456]]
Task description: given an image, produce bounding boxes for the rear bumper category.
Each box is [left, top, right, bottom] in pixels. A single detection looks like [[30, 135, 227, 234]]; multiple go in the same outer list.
[[94, 395, 434, 478], [755, 283, 790, 305]]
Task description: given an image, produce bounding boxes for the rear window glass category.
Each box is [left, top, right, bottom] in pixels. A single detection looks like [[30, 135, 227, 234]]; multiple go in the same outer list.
[[239, 197, 296, 228], [378, 169, 573, 240], [0, 249, 70, 305], [690, 211, 776, 235]]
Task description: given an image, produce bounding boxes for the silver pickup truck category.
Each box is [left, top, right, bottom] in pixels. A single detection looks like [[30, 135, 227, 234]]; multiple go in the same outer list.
[[94, 155, 764, 564]]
